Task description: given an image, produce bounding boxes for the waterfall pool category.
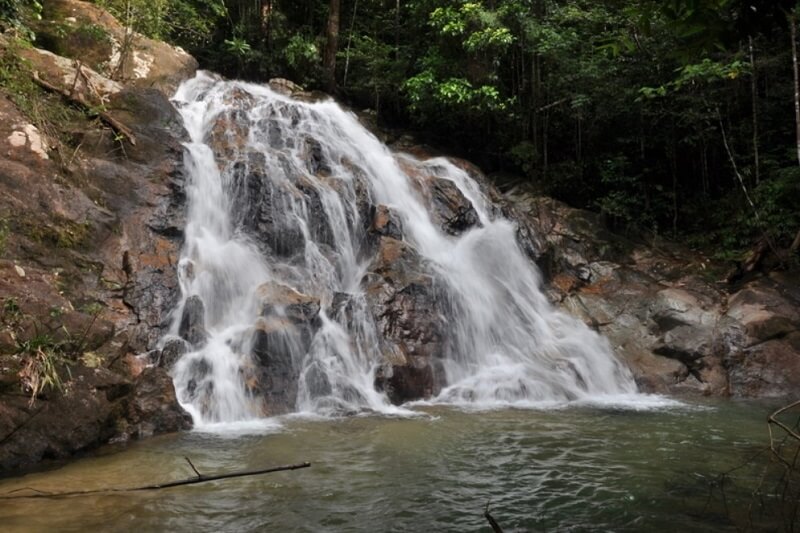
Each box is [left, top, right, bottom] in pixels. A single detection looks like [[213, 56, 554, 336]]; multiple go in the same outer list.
[[0, 399, 790, 532]]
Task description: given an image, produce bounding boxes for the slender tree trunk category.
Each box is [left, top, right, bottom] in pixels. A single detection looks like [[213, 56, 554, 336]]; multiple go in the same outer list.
[[395, 0, 400, 58], [324, 0, 341, 93], [790, 10, 800, 252], [543, 109, 549, 178], [343, 0, 358, 87], [791, 10, 800, 166], [749, 36, 760, 184]]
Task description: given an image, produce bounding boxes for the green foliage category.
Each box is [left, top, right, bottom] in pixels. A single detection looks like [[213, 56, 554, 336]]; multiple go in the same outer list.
[[595, 156, 647, 226], [96, 0, 169, 38], [97, 0, 227, 48], [0, 219, 9, 256], [224, 35, 252, 57], [0, 0, 41, 38], [17, 333, 69, 404], [2, 297, 21, 320], [285, 34, 319, 69]]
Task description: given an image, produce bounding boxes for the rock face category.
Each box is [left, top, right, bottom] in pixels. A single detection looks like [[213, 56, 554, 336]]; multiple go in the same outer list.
[[501, 192, 800, 397], [36, 0, 198, 93], [250, 282, 321, 414], [364, 235, 446, 404], [0, 2, 193, 473], [428, 177, 482, 236]]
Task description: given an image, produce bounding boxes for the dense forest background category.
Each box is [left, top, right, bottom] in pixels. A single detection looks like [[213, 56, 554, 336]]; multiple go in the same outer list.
[[3, 0, 800, 263]]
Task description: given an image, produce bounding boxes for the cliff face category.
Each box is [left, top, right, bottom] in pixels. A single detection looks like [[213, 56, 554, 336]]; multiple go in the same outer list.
[[0, 0, 194, 473]]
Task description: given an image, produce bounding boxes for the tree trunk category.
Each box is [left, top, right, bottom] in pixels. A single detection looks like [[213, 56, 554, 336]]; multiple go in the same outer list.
[[395, 0, 401, 58], [749, 35, 760, 184], [343, 0, 358, 87], [791, 10, 800, 166], [324, 0, 341, 93]]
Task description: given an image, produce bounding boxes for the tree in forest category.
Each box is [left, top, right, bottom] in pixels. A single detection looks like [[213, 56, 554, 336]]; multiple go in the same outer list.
[[324, 0, 341, 92]]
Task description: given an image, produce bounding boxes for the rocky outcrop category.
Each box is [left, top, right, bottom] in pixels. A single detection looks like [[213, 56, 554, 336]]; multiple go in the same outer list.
[[363, 229, 446, 404], [178, 295, 207, 348], [428, 177, 482, 236], [0, 1, 193, 473], [500, 192, 800, 397], [36, 0, 198, 94], [249, 282, 321, 414]]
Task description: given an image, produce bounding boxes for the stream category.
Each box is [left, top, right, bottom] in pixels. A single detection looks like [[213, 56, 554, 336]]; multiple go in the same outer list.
[[0, 399, 782, 532]]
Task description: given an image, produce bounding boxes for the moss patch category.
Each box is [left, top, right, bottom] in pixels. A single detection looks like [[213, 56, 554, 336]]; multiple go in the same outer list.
[[34, 19, 113, 73], [0, 39, 95, 156]]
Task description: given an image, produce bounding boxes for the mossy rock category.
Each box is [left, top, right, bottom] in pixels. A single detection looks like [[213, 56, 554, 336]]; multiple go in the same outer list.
[[34, 18, 113, 73]]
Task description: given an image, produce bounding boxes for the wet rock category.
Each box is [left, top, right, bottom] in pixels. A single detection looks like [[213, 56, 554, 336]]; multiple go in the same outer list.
[[362, 237, 446, 403], [251, 317, 301, 415], [501, 186, 800, 398], [0, 366, 130, 471], [105, 88, 187, 164], [0, 2, 192, 474], [250, 283, 321, 414], [368, 204, 403, 240], [429, 177, 481, 236], [158, 337, 189, 369], [723, 278, 800, 397], [268, 78, 304, 96], [727, 332, 800, 397], [374, 357, 436, 405], [178, 295, 207, 347], [726, 284, 800, 345], [304, 137, 331, 176], [295, 174, 335, 246], [122, 367, 192, 439], [256, 282, 321, 325], [227, 158, 307, 258], [649, 288, 720, 374]]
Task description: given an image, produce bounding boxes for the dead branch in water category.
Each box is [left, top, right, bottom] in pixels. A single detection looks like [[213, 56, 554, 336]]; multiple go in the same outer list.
[[484, 501, 504, 533], [0, 461, 311, 499]]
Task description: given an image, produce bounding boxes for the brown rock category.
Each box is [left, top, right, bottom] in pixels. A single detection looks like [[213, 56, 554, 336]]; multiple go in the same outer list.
[[363, 237, 445, 403]]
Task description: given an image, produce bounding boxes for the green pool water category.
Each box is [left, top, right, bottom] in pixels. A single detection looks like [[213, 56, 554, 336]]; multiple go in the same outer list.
[[0, 398, 791, 532]]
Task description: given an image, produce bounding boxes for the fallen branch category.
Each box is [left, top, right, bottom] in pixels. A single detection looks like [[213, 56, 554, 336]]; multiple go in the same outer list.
[[484, 501, 504, 533], [31, 70, 137, 146], [768, 400, 800, 467], [0, 460, 311, 499]]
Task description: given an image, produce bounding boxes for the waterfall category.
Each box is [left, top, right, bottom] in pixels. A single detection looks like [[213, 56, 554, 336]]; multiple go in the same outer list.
[[167, 72, 636, 426]]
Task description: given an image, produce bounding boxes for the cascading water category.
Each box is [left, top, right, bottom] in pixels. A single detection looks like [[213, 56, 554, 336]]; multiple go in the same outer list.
[[167, 71, 637, 426]]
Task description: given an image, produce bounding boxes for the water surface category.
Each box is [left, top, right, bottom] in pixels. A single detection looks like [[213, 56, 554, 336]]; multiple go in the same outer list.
[[0, 399, 783, 532]]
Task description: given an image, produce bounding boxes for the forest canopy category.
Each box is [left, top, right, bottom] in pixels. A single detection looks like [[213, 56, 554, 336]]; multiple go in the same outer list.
[[3, 0, 800, 262]]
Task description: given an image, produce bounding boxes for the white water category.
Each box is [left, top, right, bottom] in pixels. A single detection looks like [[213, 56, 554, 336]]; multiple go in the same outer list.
[[167, 72, 637, 426]]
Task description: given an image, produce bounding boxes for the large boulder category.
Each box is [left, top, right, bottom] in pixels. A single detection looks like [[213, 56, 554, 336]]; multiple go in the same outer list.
[[249, 282, 321, 414], [178, 295, 207, 347], [428, 177, 481, 236], [363, 236, 446, 404], [37, 0, 198, 93], [723, 277, 800, 397]]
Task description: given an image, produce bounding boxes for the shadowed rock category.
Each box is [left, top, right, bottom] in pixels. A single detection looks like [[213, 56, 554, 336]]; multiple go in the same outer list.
[[179, 295, 207, 347]]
